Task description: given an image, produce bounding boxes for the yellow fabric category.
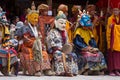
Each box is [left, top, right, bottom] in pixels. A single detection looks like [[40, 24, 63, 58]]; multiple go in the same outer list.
[[4, 26, 10, 35], [106, 15, 119, 49], [74, 28, 93, 45], [113, 24, 120, 51], [65, 21, 73, 43], [0, 26, 4, 38], [0, 26, 10, 38], [106, 15, 114, 49]]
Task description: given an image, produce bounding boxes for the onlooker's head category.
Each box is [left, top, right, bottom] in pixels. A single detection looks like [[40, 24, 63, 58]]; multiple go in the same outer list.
[[57, 4, 68, 16], [72, 5, 82, 15], [86, 4, 96, 16], [37, 4, 49, 16]]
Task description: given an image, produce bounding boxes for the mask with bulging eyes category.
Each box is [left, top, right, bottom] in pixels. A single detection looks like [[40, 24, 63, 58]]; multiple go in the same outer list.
[[79, 14, 92, 27], [55, 18, 66, 31], [27, 13, 39, 26]]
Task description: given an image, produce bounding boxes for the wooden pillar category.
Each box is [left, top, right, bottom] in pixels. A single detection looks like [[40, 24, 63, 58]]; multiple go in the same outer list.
[[47, 0, 53, 16], [47, 0, 52, 9]]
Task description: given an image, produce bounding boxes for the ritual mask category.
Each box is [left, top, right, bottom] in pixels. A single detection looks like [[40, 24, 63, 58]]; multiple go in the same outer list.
[[79, 14, 92, 27], [27, 12, 39, 26], [55, 11, 67, 31], [55, 18, 66, 31]]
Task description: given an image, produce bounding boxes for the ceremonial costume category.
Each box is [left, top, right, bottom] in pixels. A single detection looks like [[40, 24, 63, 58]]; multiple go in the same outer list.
[[46, 11, 78, 76], [106, 1, 120, 75], [20, 5, 52, 76], [0, 8, 18, 76], [73, 12, 106, 75]]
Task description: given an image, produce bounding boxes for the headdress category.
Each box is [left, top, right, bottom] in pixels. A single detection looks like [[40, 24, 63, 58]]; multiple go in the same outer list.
[[26, 1, 38, 20], [27, 1, 38, 14], [78, 10, 92, 27], [55, 11, 67, 20], [0, 7, 8, 24]]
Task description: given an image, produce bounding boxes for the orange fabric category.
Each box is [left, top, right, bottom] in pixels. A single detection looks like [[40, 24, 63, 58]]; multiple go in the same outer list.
[[23, 37, 35, 48], [38, 16, 54, 44], [23, 37, 35, 60], [113, 24, 120, 51], [42, 50, 49, 61], [66, 21, 73, 43], [28, 48, 33, 60]]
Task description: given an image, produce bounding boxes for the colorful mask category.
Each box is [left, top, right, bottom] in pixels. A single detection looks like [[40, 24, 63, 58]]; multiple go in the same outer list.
[[55, 11, 67, 31], [79, 14, 92, 27], [0, 9, 7, 23], [55, 18, 66, 31], [27, 12, 39, 26]]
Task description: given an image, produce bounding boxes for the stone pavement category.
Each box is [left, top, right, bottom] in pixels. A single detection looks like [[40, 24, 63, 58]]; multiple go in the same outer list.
[[0, 73, 120, 80]]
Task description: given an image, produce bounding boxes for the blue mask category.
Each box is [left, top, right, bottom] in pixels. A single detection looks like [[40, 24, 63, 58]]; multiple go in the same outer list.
[[79, 14, 92, 27]]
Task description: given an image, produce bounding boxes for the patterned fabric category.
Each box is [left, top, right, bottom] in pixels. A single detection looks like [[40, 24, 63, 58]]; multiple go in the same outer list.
[[46, 29, 68, 51], [1, 56, 18, 67], [0, 48, 18, 66], [65, 52, 78, 74], [73, 27, 107, 71], [54, 51, 65, 75], [54, 51, 78, 75], [38, 16, 54, 45], [47, 28, 78, 75], [41, 51, 51, 70], [21, 25, 51, 75]]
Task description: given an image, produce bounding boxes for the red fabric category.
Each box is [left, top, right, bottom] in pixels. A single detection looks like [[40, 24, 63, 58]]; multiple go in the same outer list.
[[96, 0, 108, 8], [110, 0, 120, 9], [96, 0, 120, 9], [60, 31, 66, 44], [107, 23, 120, 71], [107, 50, 120, 71]]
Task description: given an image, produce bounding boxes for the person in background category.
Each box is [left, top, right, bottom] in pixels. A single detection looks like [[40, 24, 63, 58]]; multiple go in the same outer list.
[[106, 1, 120, 76], [38, 3, 54, 45], [57, 4, 73, 43], [69, 5, 82, 33]]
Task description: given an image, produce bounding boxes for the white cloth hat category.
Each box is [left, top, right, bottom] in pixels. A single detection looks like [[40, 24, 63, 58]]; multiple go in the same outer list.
[[16, 21, 24, 29]]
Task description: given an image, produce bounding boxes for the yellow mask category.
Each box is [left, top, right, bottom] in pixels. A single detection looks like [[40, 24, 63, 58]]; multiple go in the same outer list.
[[27, 12, 39, 26]]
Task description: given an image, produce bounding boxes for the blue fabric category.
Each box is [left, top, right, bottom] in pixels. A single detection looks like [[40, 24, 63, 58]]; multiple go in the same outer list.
[[73, 34, 87, 50], [89, 38, 97, 48], [15, 27, 23, 37], [0, 49, 8, 54], [73, 35, 98, 50]]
